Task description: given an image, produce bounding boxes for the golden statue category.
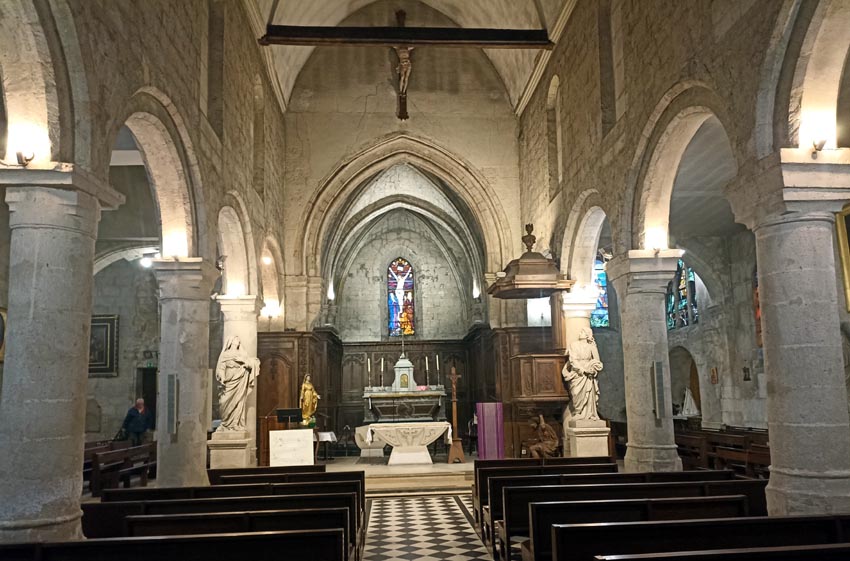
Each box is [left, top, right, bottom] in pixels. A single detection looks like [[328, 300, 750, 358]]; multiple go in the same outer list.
[[299, 373, 320, 426]]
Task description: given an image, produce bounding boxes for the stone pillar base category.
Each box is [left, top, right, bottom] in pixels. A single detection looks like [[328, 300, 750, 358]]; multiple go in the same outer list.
[[565, 420, 610, 458], [624, 443, 682, 472], [766, 468, 850, 515], [208, 431, 253, 469]]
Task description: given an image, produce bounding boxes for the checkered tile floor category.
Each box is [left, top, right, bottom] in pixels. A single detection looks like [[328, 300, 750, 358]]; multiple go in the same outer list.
[[364, 494, 492, 561]]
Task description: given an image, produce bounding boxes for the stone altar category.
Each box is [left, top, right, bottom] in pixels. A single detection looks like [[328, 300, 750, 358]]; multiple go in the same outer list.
[[367, 421, 451, 464], [363, 353, 446, 422]]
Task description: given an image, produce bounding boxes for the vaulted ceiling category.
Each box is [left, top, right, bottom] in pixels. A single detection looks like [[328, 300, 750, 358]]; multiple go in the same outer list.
[[251, 0, 569, 109]]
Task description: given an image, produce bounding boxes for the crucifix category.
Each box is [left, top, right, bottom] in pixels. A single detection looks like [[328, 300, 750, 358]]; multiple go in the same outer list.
[[392, 10, 413, 120], [447, 366, 466, 464]]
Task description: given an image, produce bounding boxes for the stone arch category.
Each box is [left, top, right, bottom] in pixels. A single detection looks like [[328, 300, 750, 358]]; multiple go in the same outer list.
[[791, 0, 850, 148], [627, 87, 738, 251], [260, 236, 285, 320], [668, 345, 701, 414], [109, 88, 206, 259], [569, 207, 609, 289], [300, 133, 512, 277], [559, 189, 600, 270], [0, 0, 65, 164], [546, 75, 563, 199], [223, 190, 259, 296], [217, 206, 252, 298]]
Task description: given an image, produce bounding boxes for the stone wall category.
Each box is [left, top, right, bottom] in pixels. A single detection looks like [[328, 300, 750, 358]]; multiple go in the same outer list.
[[335, 209, 469, 342], [88, 260, 159, 441]]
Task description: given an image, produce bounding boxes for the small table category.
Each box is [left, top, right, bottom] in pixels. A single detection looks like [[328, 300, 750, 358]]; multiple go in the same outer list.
[[367, 421, 451, 465], [313, 431, 337, 461]]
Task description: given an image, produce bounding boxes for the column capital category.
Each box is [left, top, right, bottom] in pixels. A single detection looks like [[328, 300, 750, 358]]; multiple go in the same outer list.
[[216, 294, 263, 319], [607, 249, 683, 295], [153, 258, 218, 301], [561, 290, 597, 319], [726, 148, 850, 230], [0, 163, 124, 209]]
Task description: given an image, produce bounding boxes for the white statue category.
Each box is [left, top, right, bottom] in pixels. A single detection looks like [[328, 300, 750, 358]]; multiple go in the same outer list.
[[215, 336, 260, 432], [681, 387, 701, 417], [563, 327, 604, 421]]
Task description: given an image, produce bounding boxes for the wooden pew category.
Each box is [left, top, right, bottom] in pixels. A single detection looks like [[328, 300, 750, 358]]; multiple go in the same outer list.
[[473, 457, 614, 523], [207, 464, 325, 484], [90, 443, 156, 497], [714, 446, 771, 478], [125, 508, 355, 561], [675, 433, 709, 469], [0, 529, 345, 561], [594, 543, 850, 561], [551, 513, 849, 561], [490, 471, 738, 556], [476, 462, 618, 530], [520, 495, 749, 561], [82, 492, 362, 555], [216, 471, 366, 513]]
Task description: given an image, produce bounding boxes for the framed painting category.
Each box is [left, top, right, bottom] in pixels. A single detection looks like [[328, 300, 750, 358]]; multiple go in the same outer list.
[[836, 204, 850, 312], [0, 307, 6, 362], [89, 315, 119, 376]]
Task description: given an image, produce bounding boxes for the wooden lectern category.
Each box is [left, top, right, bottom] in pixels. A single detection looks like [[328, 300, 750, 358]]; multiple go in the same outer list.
[[447, 366, 466, 463]]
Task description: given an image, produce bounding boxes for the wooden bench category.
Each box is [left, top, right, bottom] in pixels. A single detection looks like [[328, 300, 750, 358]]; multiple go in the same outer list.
[[714, 446, 770, 478], [551, 513, 849, 561], [476, 462, 618, 530], [473, 457, 614, 523], [520, 495, 749, 561], [215, 470, 366, 513], [0, 529, 345, 561], [83, 492, 359, 541], [90, 443, 156, 497], [490, 471, 744, 552], [207, 464, 325, 484], [487, 470, 736, 554], [675, 433, 709, 469], [594, 543, 850, 561], [125, 508, 355, 561]]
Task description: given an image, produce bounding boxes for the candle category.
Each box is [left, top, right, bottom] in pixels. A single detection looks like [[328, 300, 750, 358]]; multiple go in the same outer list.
[[425, 356, 429, 371], [381, 357, 385, 372], [368, 358, 371, 372], [436, 355, 440, 371]]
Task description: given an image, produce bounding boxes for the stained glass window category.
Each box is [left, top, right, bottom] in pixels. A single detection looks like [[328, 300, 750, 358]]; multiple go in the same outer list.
[[666, 259, 700, 330], [388, 257, 415, 337], [590, 256, 610, 328]]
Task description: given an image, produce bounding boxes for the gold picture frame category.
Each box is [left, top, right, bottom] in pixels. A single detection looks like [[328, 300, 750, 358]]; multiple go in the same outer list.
[[836, 205, 850, 312]]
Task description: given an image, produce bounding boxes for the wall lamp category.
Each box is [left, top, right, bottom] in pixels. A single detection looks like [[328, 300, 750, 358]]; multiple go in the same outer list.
[[15, 151, 35, 167]]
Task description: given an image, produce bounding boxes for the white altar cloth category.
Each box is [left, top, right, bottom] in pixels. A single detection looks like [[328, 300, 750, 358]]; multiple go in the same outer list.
[[367, 421, 451, 465]]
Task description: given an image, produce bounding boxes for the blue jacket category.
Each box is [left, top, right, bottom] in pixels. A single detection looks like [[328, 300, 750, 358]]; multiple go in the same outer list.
[[122, 407, 154, 434]]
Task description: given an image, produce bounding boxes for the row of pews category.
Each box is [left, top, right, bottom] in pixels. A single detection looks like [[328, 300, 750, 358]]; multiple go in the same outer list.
[[473, 455, 850, 561], [84, 440, 157, 496], [3, 463, 363, 561], [675, 426, 770, 477]]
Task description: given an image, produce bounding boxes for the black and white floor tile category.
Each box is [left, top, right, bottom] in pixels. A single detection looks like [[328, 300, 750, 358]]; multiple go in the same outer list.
[[364, 494, 492, 561]]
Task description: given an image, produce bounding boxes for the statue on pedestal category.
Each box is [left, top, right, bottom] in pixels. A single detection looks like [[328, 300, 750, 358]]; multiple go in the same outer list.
[[563, 327, 604, 421], [528, 415, 559, 458], [300, 374, 320, 426], [215, 336, 260, 432]]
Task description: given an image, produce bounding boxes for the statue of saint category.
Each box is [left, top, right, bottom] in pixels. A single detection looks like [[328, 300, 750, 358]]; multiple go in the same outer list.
[[528, 415, 559, 458], [215, 336, 260, 432], [563, 327, 604, 421], [300, 373, 320, 426]]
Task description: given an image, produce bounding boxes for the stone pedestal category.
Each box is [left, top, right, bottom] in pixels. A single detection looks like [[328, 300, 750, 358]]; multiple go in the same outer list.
[[388, 446, 433, 465], [216, 295, 262, 466], [608, 250, 683, 473], [355, 425, 386, 457], [153, 258, 218, 487], [208, 431, 253, 468], [565, 420, 610, 458], [0, 171, 123, 543]]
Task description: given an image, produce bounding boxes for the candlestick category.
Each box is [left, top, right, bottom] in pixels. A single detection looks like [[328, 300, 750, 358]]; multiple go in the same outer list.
[[425, 356, 429, 371], [368, 358, 371, 372]]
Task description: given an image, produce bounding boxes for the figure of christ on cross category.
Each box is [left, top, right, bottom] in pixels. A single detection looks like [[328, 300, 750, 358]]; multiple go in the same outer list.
[[392, 10, 413, 120]]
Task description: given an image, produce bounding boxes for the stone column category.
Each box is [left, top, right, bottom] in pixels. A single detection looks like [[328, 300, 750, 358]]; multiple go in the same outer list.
[[212, 295, 261, 467], [153, 258, 218, 487], [754, 211, 850, 513], [0, 169, 123, 543], [608, 250, 683, 472], [561, 291, 598, 344]]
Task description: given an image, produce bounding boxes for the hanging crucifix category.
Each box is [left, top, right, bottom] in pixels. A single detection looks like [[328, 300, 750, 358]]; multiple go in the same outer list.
[[392, 10, 413, 120]]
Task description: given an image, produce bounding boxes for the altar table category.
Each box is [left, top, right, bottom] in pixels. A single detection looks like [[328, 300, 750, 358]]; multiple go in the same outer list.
[[366, 421, 451, 465]]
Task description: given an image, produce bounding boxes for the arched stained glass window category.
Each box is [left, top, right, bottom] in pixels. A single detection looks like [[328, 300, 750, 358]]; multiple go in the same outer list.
[[666, 259, 699, 330], [590, 255, 610, 328], [388, 257, 415, 337]]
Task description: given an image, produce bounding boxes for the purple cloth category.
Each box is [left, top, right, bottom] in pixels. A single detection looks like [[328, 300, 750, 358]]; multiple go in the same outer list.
[[476, 402, 504, 459]]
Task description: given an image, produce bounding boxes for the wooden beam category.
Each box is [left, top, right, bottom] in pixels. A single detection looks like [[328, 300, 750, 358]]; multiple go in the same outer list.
[[259, 25, 553, 49]]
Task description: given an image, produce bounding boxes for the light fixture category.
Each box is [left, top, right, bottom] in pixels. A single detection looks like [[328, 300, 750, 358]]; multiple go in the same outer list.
[[813, 139, 827, 152], [140, 256, 153, 268], [643, 226, 668, 253], [327, 283, 335, 301], [15, 151, 34, 167], [262, 254, 273, 265]]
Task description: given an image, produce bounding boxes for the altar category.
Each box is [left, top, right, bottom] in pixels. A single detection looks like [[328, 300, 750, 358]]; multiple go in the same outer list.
[[362, 352, 446, 423], [367, 421, 451, 464]]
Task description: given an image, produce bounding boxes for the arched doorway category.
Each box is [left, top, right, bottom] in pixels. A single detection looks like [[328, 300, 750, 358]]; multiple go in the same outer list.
[[669, 346, 701, 416]]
